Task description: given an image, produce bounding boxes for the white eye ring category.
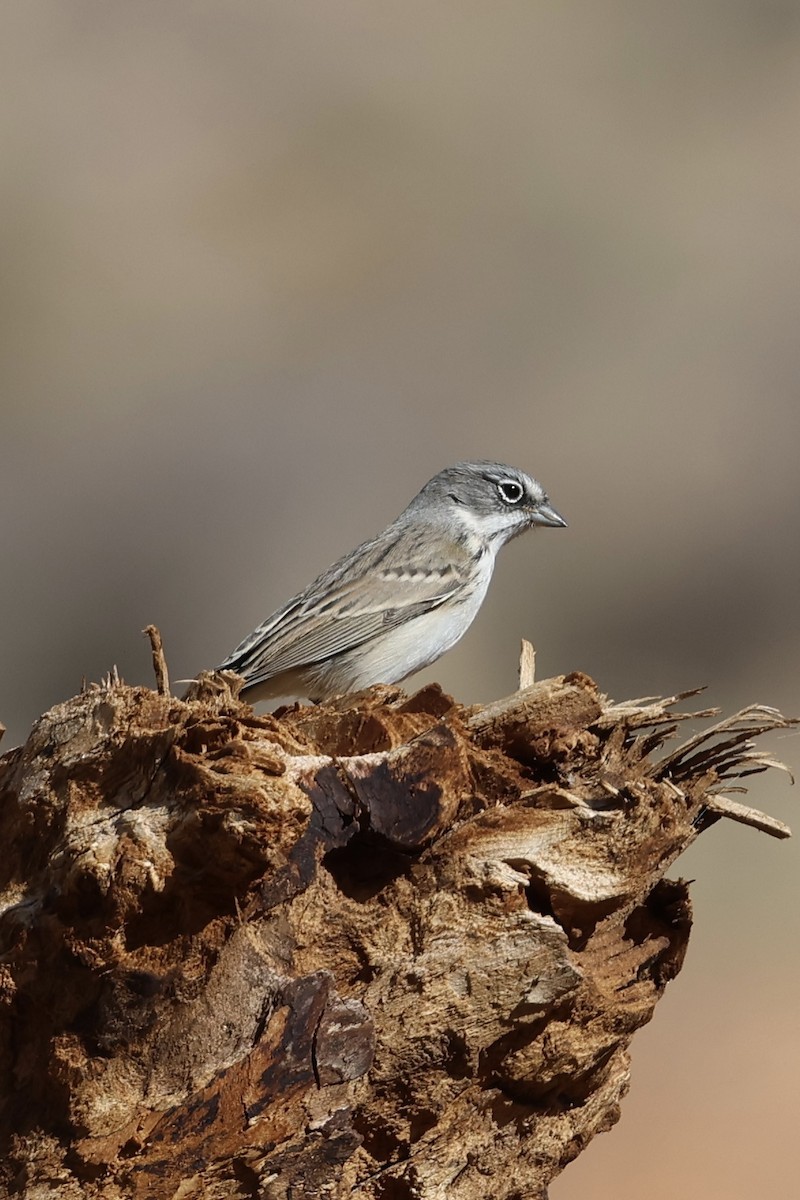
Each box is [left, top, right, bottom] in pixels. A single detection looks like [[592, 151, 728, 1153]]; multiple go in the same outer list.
[[497, 479, 524, 504]]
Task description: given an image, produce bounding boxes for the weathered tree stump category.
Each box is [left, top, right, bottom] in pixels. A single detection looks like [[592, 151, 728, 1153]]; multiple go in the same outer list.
[[0, 663, 793, 1199]]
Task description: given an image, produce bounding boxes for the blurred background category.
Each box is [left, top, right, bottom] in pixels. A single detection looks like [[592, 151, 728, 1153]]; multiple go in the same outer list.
[[1, 2, 798, 1194]]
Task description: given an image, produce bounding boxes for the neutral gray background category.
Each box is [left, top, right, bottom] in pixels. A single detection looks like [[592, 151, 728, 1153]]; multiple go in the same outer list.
[[1, 4, 798, 1196]]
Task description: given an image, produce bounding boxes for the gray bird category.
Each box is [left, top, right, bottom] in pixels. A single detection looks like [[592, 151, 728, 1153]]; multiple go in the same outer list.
[[217, 461, 566, 704]]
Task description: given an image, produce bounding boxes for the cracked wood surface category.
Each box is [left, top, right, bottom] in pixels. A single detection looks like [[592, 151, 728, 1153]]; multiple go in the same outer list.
[[0, 672, 793, 1199]]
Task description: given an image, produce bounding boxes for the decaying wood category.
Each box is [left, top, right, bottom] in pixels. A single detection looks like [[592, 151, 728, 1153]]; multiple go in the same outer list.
[[0, 661, 794, 1200]]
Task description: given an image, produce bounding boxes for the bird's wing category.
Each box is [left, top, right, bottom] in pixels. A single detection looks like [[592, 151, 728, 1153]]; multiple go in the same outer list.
[[219, 529, 474, 688]]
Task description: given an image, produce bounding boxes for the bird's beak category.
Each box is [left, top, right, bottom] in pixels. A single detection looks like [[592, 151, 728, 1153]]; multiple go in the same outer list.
[[530, 502, 567, 528]]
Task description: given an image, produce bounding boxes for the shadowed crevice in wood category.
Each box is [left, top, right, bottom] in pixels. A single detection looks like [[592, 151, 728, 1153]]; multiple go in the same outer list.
[[0, 670, 793, 1199]]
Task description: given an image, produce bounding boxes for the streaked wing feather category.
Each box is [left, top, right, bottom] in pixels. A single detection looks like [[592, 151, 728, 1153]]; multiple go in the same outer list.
[[220, 529, 473, 688], [245, 598, 448, 684], [234, 578, 463, 685]]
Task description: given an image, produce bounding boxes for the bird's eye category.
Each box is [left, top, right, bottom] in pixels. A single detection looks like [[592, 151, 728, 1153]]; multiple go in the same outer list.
[[497, 479, 524, 504]]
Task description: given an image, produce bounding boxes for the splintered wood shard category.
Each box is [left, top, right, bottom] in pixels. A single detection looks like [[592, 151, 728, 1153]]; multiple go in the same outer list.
[[656, 704, 797, 783], [143, 623, 170, 696], [704, 794, 791, 840], [518, 638, 536, 689], [0, 671, 794, 1199]]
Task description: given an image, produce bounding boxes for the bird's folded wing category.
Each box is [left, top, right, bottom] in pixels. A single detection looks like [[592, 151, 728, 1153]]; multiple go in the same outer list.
[[220, 553, 471, 686]]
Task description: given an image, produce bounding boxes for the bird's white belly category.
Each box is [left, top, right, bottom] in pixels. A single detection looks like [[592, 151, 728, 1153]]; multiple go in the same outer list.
[[312, 556, 495, 696]]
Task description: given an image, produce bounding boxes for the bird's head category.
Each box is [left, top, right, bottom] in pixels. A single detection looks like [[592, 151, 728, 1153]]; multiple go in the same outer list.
[[408, 461, 567, 549]]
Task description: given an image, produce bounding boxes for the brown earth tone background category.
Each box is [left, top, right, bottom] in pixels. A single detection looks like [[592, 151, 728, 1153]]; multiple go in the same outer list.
[[0, 3, 798, 1196]]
